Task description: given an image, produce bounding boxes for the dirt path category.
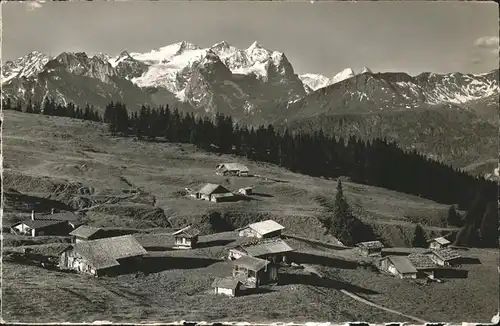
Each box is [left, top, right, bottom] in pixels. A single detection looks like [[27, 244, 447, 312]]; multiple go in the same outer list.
[[302, 264, 428, 323]]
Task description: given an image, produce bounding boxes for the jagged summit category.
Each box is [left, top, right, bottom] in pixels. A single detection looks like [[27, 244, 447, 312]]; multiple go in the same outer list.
[[360, 66, 373, 74]]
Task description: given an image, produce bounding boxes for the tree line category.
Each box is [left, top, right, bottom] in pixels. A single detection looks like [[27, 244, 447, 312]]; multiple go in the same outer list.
[[3, 98, 497, 247]]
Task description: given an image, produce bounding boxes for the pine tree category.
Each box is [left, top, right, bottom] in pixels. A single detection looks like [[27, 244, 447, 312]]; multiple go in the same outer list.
[[411, 224, 427, 248], [326, 179, 359, 246]]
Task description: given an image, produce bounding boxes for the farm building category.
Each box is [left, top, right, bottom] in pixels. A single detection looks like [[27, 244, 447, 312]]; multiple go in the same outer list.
[[237, 187, 253, 196], [378, 256, 417, 279], [228, 238, 294, 264], [232, 255, 278, 288], [407, 253, 440, 279], [10, 211, 72, 237], [211, 277, 243, 297], [429, 248, 461, 267], [238, 219, 285, 239], [356, 241, 384, 257], [172, 226, 200, 249], [58, 235, 148, 277], [195, 183, 235, 202], [428, 237, 451, 250], [69, 225, 106, 243], [42, 211, 83, 230], [216, 163, 250, 177]]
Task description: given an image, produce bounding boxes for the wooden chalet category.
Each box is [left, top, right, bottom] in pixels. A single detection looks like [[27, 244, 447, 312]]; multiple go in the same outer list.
[[355, 240, 384, 257], [172, 226, 200, 249], [211, 277, 243, 297], [69, 225, 105, 243], [228, 238, 294, 264], [428, 237, 451, 250], [216, 163, 250, 177], [232, 255, 277, 288], [378, 255, 417, 279], [58, 235, 147, 277], [238, 219, 285, 239], [429, 248, 461, 267], [196, 183, 235, 202], [407, 253, 441, 279]]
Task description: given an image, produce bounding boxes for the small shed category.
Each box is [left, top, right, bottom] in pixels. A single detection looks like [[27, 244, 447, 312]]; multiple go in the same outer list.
[[428, 237, 451, 250], [69, 225, 105, 243], [229, 239, 294, 264], [172, 226, 200, 249], [232, 255, 277, 288], [407, 253, 440, 279], [237, 187, 253, 196], [59, 235, 147, 277], [378, 256, 417, 279], [216, 163, 250, 177], [211, 277, 243, 297], [356, 241, 384, 257], [238, 220, 285, 239], [196, 183, 234, 202], [429, 248, 461, 267]]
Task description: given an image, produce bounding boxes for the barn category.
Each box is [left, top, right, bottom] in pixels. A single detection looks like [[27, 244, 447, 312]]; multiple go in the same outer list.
[[238, 219, 285, 239], [42, 211, 83, 230], [69, 225, 106, 243], [58, 235, 148, 277], [378, 256, 418, 279], [407, 253, 441, 279], [211, 277, 243, 297], [355, 241, 384, 257], [429, 248, 461, 267], [196, 183, 235, 202], [172, 225, 200, 249], [11, 218, 71, 237], [228, 238, 294, 264], [215, 163, 250, 177], [237, 187, 253, 196], [232, 255, 277, 288], [428, 237, 451, 250]]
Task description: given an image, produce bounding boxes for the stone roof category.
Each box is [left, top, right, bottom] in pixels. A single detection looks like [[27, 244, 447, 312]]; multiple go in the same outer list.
[[69, 225, 103, 239], [386, 256, 418, 274], [356, 241, 384, 250], [247, 220, 285, 236], [232, 255, 269, 271]]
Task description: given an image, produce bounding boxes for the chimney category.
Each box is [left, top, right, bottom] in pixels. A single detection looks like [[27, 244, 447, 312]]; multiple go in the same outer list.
[[31, 210, 35, 221]]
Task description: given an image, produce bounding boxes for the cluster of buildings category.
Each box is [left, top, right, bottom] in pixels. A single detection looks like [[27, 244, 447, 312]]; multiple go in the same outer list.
[[10, 210, 83, 237], [355, 237, 464, 281]]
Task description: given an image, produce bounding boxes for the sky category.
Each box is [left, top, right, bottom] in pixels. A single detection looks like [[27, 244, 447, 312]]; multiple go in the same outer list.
[[1, 0, 499, 77]]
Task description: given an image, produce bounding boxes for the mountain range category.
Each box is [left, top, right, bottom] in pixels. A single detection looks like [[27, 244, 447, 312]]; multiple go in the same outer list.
[[1, 40, 498, 175]]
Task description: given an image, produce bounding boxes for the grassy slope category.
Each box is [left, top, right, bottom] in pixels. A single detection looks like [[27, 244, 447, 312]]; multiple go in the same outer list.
[[2, 111, 497, 322]]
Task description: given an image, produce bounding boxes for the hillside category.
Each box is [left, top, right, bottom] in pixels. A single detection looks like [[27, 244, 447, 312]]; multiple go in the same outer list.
[[2, 111, 498, 323]]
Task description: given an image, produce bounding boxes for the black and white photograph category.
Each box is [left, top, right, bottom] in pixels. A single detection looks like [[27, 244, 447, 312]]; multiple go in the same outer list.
[[0, 0, 499, 324]]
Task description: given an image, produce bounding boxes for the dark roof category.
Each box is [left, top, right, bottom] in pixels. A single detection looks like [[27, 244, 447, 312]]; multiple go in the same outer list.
[[233, 255, 270, 271], [211, 277, 243, 289], [41, 212, 79, 221], [198, 183, 231, 195], [407, 253, 439, 270], [236, 239, 294, 257], [69, 225, 103, 239], [172, 226, 200, 238], [72, 235, 147, 270], [431, 248, 461, 261], [13, 219, 67, 230], [356, 241, 384, 250], [386, 256, 417, 274]]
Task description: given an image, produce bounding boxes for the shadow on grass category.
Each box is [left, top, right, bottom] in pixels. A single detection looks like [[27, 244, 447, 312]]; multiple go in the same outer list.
[[277, 273, 379, 295], [252, 192, 274, 198], [289, 252, 359, 269], [143, 246, 175, 251], [141, 256, 220, 273], [457, 257, 481, 265], [242, 287, 276, 295], [436, 268, 469, 279], [197, 239, 235, 248]]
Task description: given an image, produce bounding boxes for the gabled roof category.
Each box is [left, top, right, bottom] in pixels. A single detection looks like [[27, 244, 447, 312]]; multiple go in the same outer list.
[[247, 220, 285, 236], [430, 237, 451, 245], [216, 163, 249, 172], [13, 219, 67, 230], [212, 193, 235, 199], [385, 256, 417, 274], [172, 225, 200, 238], [407, 253, 439, 270], [211, 277, 243, 289], [69, 225, 103, 239], [72, 235, 147, 270], [356, 241, 384, 250], [198, 183, 231, 195], [236, 239, 294, 257], [233, 255, 270, 271], [431, 248, 461, 261], [42, 212, 80, 222]]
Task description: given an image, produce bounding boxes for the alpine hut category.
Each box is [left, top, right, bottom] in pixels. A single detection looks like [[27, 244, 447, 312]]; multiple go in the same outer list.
[[172, 225, 200, 249], [238, 219, 285, 239]]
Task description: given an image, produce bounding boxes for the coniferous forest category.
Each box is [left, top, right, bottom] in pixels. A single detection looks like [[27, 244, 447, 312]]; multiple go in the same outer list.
[[3, 98, 496, 221]]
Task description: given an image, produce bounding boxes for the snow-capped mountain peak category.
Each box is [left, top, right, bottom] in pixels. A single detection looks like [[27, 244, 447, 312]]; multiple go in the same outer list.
[[299, 73, 331, 92], [331, 68, 356, 84], [360, 66, 373, 74], [1, 51, 52, 85]]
